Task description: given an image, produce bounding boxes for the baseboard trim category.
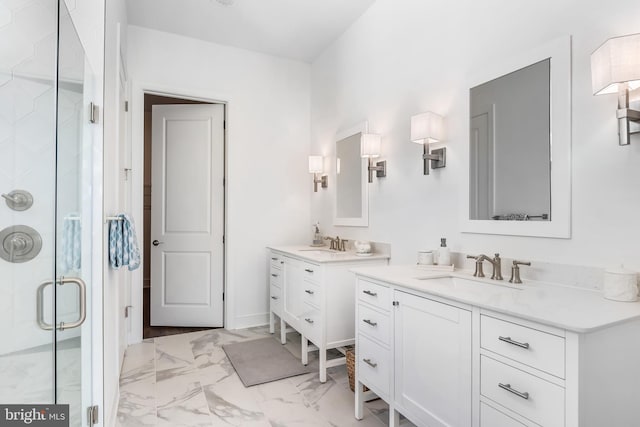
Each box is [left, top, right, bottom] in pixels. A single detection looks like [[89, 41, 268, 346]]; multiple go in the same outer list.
[[232, 312, 269, 330]]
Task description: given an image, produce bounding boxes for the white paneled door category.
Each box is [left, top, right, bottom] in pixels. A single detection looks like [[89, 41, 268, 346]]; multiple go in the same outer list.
[[150, 104, 225, 327]]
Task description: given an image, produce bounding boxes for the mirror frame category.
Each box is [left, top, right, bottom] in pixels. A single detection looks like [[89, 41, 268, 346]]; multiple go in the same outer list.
[[334, 121, 369, 227], [461, 36, 572, 238]]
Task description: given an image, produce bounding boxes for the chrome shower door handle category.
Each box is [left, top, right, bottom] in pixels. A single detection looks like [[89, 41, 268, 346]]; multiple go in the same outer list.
[[36, 277, 87, 331], [60, 277, 87, 330], [152, 240, 164, 246]]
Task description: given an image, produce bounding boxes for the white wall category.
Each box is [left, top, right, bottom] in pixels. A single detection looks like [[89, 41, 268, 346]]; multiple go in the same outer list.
[[310, 0, 640, 272], [127, 26, 311, 329]]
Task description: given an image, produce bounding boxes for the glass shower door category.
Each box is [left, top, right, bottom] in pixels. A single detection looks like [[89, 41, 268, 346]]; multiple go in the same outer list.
[[0, 0, 59, 408], [0, 1, 95, 425], [55, 2, 95, 426]]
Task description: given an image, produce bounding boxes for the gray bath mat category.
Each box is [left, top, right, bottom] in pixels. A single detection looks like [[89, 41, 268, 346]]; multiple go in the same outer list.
[[222, 337, 317, 387]]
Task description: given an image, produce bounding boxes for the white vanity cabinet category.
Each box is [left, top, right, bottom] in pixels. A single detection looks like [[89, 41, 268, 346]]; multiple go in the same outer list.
[[268, 253, 286, 343], [355, 278, 472, 427], [268, 247, 389, 383], [353, 267, 640, 427], [394, 290, 472, 427]]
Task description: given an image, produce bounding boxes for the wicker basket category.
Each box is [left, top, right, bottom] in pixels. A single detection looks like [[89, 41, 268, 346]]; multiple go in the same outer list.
[[346, 347, 369, 393]]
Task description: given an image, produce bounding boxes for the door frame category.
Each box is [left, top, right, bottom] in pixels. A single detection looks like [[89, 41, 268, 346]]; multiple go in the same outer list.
[[129, 81, 230, 344]]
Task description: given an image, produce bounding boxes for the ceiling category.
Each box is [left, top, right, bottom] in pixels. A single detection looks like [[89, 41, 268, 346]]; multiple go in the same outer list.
[[127, 0, 376, 62]]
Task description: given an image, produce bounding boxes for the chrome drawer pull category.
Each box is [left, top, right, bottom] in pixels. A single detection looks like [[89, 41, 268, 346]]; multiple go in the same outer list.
[[271, 296, 278, 300], [305, 318, 314, 324], [271, 257, 278, 261], [498, 383, 529, 400], [271, 273, 279, 277], [363, 358, 377, 368], [362, 319, 377, 327], [305, 268, 314, 273], [362, 290, 377, 297], [305, 289, 314, 295], [499, 336, 530, 349]]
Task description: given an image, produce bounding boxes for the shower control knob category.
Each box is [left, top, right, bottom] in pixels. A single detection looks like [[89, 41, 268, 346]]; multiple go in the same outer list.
[[2, 190, 33, 211]]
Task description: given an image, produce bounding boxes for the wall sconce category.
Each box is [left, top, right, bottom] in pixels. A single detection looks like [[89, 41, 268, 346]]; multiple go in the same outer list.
[[411, 111, 446, 175], [591, 33, 640, 146], [361, 133, 386, 183], [308, 155, 327, 192]]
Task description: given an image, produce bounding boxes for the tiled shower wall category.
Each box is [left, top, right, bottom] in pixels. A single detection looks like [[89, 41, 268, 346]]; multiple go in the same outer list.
[[0, 0, 83, 355]]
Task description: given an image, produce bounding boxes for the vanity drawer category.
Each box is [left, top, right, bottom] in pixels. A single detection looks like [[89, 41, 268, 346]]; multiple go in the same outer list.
[[357, 303, 390, 346], [481, 315, 565, 378], [481, 355, 564, 427], [269, 268, 283, 288], [270, 253, 284, 270], [357, 333, 391, 398], [302, 281, 322, 308], [302, 262, 322, 283], [301, 303, 322, 342], [357, 279, 391, 311], [480, 403, 526, 427], [270, 285, 282, 315]]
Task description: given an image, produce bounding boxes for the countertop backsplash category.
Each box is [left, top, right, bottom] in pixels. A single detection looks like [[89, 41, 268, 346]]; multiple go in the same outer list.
[[449, 252, 639, 292]]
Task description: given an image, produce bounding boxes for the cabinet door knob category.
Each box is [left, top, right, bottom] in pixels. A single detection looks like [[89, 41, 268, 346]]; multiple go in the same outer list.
[[304, 318, 314, 324], [305, 289, 314, 295], [271, 257, 277, 261], [305, 268, 314, 273], [498, 336, 530, 349], [271, 273, 278, 277], [498, 383, 529, 400], [362, 319, 377, 327], [362, 290, 377, 297], [362, 358, 378, 368], [271, 296, 278, 300]]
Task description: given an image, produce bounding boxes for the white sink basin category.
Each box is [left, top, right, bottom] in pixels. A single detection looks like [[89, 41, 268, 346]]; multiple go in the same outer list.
[[415, 276, 523, 290], [298, 249, 347, 256]]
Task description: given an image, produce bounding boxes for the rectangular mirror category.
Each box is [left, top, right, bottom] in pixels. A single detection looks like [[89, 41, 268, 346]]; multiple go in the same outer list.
[[461, 36, 571, 238], [334, 122, 369, 227]]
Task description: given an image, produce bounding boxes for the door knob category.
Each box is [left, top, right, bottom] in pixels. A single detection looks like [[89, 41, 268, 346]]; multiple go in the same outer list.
[[152, 240, 164, 246]]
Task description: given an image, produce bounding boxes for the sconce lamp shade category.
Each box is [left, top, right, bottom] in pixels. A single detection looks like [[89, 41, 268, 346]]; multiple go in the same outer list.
[[308, 155, 323, 173], [591, 33, 640, 95], [361, 133, 382, 158], [411, 112, 444, 143]]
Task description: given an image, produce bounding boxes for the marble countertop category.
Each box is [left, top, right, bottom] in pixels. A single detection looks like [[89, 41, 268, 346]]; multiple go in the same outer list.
[[351, 265, 640, 333], [268, 245, 390, 264]]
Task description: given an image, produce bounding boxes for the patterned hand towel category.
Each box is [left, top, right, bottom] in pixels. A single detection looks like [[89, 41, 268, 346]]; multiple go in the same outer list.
[[109, 216, 124, 269], [61, 214, 81, 273], [121, 214, 141, 271], [109, 214, 141, 270]]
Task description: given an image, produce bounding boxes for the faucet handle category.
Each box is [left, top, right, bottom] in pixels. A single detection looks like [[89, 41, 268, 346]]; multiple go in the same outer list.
[[466, 254, 478, 260], [509, 260, 531, 284]]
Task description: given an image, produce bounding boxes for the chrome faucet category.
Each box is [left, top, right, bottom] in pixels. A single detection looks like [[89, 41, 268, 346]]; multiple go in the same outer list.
[[509, 260, 531, 284], [467, 253, 503, 280]]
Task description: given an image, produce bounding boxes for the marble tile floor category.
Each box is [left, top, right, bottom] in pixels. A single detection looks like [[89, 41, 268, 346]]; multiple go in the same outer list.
[[117, 326, 416, 426], [0, 339, 82, 426]]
